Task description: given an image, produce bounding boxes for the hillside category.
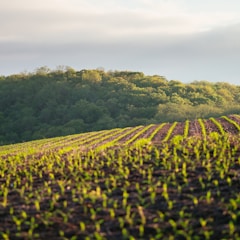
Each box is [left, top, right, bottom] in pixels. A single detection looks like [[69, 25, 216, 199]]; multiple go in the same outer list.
[[0, 116, 240, 239], [1, 67, 240, 145]]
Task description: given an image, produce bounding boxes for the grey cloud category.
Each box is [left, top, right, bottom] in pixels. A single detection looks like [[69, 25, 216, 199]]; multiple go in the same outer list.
[[0, 3, 203, 45], [1, 13, 240, 85]]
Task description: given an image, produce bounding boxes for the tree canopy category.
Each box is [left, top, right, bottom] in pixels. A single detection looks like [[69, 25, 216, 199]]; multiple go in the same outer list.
[[0, 67, 239, 145]]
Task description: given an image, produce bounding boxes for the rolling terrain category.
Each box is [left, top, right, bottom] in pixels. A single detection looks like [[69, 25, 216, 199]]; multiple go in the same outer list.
[[0, 115, 240, 239], [1, 68, 240, 146]]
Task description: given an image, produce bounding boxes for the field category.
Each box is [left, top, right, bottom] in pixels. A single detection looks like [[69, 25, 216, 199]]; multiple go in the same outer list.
[[0, 115, 240, 239]]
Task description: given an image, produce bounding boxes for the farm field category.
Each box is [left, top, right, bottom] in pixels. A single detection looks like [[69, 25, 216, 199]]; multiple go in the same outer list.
[[0, 115, 240, 239]]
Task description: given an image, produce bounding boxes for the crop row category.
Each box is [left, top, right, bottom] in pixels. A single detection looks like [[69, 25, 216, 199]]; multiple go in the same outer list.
[[0, 131, 240, 239], [1, 115, 239, 158]]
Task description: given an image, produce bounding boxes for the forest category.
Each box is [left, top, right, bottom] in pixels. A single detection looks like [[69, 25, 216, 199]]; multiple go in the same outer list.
[[0, 66, 240, 145]]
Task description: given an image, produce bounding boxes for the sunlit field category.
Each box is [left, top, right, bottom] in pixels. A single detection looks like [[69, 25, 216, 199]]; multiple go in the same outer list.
[[0, 115, 240, 239]]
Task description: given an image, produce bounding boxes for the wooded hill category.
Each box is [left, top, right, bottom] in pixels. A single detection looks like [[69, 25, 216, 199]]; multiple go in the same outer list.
[[0, 66, 240, 145]]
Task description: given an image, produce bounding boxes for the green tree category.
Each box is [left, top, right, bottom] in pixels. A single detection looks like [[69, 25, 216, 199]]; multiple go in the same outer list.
[[82, 70, 102, 84]]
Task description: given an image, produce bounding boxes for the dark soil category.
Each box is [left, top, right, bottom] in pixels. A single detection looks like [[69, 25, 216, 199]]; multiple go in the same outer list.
[[151, 123, 172, 142], [170, 121, 185, 136], [217, 118, 239, 134], [1, 138, 240, 239], [0, 115, 240, 239], [188, 119, 202, 137], [202, 119, 220, 134], [150, 115, 239, 142]]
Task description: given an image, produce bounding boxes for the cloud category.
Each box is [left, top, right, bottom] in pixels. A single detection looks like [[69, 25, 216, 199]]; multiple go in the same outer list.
[[1, 0, 240, 44], [0, 0, 240, 84]]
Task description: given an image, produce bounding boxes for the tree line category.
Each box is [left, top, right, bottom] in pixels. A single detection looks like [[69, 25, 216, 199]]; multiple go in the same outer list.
[[0, 66, 240, 145]]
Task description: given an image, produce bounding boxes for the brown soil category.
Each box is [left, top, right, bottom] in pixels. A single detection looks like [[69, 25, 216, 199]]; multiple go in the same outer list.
[[188, 119, 202, 137], [1, 138, 240, 239], [202, 119, 220, 134], [0, 115, 240, 239], [118, 126, 146, 143], [170, 121, 185, 136], [217, 118, 239, 134], [149, 116, 240, 143], [151, 123, 172, 142], [229, 115, 240, 124], [137, 125, 159, 139]]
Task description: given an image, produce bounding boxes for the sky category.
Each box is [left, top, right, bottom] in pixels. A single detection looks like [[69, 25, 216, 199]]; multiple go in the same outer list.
[[1, 0, 240, 84]]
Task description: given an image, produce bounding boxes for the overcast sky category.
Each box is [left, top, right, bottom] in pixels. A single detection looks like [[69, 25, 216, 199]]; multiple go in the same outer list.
[[1, 0, 240, 84]]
